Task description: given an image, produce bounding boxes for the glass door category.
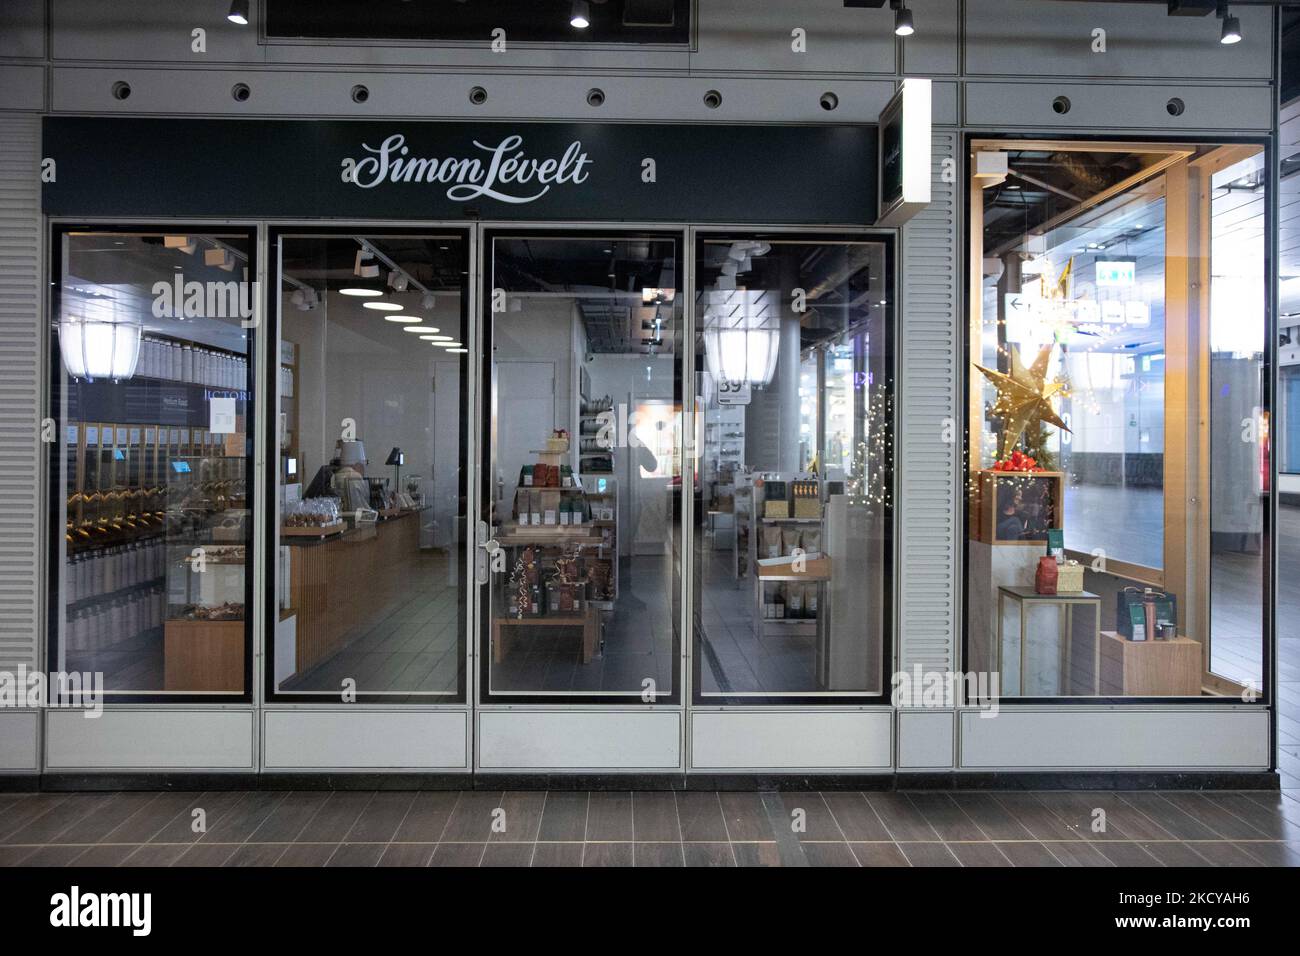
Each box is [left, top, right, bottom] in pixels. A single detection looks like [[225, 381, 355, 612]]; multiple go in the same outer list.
[[478, 230, 684, 703], [267, 229, 471, 703]]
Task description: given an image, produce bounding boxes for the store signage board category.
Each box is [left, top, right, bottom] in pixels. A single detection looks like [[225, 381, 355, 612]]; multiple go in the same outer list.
[[716, 380, 752, 405], [1095, 258, 1137, 286], [874, 78, 931, 228], [42, 118, 878, 224]]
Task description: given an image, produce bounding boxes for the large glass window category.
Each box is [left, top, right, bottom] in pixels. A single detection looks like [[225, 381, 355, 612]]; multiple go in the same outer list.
[[482, 233, 683, 701], [693, 236, 892, 702], [966, 141, 1269, 699], [49, 228, 256, 697], [269, 232, 469, 701]]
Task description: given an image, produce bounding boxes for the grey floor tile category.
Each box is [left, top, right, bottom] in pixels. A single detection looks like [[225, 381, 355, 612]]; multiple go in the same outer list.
[[1119, 793, 1220, 841], [0, 794, 74, 843], [849, 842, 910, 866], [583, 842, 634, 866], [676, 791, 729, 842], [1138, 841, 1214, 867], [275, 843, 339, 867], [295, 791, 377, 843], [0, 846, 38, 866], [906, 793, 985, 842], [947, 842, 1012, 867], [440, 791, 505, 843], [1238, 841, 1300, 866], [993, 793, 1082, 842], [247, 791, 331, 844], [802, 842, 859, 867], [632, 792, 681, 842], [327, 843, 385, 867], [104, 792, 201, 844], [731, 842, 782, 867], [149, 792, 245, 845], [718, 792, 775, 842], [531, 842, 585, 867], [897, 842, 960, 867], [392, 791, 460, 843], [537, 792, 589, 842], [823, 792, 892, 841], [867, 793, 942, 842], [344, 791, 416, 844], [682, 842, 735, 867], [5, 793, 116, 845], [490, 792, 546, 843], [1158, 793, 1271, 841], [473, 838, 533, 865], [1186, 841, 1264, 866], [1044, 841, 1114, 867], [18, 844, 90, 867], [429, 842, 486, 867], [69, 843, 141, 867], [224, 843, 291, 867], [634, 842, 684, 866], [950, 793, 1035, 841], [55, 792, 164, 845], [198, 791, 287, 845], [776, 792, 843, 842], [585, 792, 634, 842], [377, 843, 437, 867], [995, 841, 1063, 867], [173, 843, 239, 867], [1093, 842, 1163, 867], [121, 843, 190, 867]]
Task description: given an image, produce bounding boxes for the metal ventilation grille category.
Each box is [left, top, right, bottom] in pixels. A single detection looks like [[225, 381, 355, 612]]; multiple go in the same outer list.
[[898, 130, 959, 689], [0, 115, 41, 675]]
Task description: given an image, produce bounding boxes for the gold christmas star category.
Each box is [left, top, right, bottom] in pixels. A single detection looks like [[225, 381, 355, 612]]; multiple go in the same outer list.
[[975, 343, 1071, 460]]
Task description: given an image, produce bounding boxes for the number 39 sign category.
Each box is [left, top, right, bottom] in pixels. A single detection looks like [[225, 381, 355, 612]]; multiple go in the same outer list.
[[716, 380, 752, 406]]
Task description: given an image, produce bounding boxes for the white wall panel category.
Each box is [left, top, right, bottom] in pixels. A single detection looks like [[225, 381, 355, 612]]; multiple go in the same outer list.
[[897, 710, 955, 769], [692, 0, 895, 75], [263, 710, 468, 770], [965, 81, 1273, 132], [898, 130, 960, 689], [0, 114, 41, 679], [959, 708, 1270, 769], [690, 711, 892, 770], [478, 710, 680, 770], [0, 712, 39, 770], [45, 709, 255, 769]]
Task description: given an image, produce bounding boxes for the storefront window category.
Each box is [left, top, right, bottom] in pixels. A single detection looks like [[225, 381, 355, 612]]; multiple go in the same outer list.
[[693, 236, 892, 701], [482, 233, 683, 701], [49, 227, 256, 697], [966, 141, 1269, 699], [269, 232, 468, 701]]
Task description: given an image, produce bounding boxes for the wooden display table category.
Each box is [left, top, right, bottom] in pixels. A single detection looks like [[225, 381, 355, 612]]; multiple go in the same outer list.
[[1098, 630, 1201, 697], [493, 605, 600, 664], [164, 618, 244, 692]]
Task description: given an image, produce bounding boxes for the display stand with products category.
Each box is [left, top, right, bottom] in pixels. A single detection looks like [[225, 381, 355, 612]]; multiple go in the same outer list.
[[750, 475, 827, 641]]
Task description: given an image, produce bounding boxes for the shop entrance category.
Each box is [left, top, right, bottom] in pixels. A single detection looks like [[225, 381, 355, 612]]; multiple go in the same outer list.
[[476, 230, 685, 706]]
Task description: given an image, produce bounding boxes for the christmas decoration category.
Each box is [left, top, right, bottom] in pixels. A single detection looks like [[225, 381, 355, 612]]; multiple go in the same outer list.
[[974, 342, 1071, 461]]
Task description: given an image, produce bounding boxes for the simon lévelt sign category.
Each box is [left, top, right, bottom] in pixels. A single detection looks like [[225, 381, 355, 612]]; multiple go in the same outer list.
[[42, 118, 878, 224]]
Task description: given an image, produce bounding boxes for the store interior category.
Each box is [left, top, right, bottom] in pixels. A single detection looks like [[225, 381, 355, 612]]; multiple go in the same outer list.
[[272, 234, 468, 699], [53, 230, 254, 695], [968, 141, 1267, 698], [693, 238, 891, 699]]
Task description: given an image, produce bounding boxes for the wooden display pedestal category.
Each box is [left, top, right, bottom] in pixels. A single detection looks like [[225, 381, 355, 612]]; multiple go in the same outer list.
[[164, 619, 244, 692], [1098, 630, 1201, 697]]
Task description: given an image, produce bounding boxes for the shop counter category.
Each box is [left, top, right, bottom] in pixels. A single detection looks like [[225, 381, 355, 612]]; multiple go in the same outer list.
[[280, 509, 423, 678]]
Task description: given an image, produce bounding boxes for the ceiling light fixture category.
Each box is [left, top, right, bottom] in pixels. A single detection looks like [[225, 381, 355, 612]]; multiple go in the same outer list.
[[384, 315, 424, 324], [402, 325, 440, 333], [227, 0, 249, 26], [891, 1, 914, 37], [421, 292, 437, 310], [58, 300, 142, 382], [362, 301, 404, 311], [339, 287, 383, 297], [448, 348, 469, 354], [1218, 4, 1241, 44], [354, 248, 379, 278], [570, 1, 590, 29]]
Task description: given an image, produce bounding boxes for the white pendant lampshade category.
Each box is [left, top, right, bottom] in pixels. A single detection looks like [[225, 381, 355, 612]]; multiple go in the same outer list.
[[701, 290, 780, 387], [58, 304, 142, 381]]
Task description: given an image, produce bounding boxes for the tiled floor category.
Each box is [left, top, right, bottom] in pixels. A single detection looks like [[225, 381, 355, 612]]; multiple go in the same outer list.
[[2, 788, 1298, 867]]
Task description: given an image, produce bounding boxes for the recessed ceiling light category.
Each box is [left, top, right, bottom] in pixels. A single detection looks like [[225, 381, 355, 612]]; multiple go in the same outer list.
[[423, 335, 453, 341], [441, 342, 463, 348], [448, 348, 468, 354], [570, 0, 590, 29], [363, 302, 404, 311], [340, 287, 382, 297], [402, 325, 439, 333], [384, 315, 424, 324]]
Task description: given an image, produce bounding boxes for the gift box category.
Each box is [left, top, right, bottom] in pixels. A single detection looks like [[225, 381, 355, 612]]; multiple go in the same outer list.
[[971, 469, 1063, 545], [1056, 560, 1084, 592]]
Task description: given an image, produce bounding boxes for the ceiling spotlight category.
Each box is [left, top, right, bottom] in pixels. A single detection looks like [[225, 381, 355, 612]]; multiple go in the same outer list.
[[570, 1, 590, 29], [424, 335, 453, 342], [447, 348, 469, 354], [892, 1, 914, 37], [421, 291, 437, 310], [227, 0, 249, 26], [354, 249, 379, 278], [1219, 7, 1241, 45], [384, 315, 424, 324], [402, 325, 440, 333], [339, 287, 382, 297], [388, 271, 410, 292], [363, 301, 404, 311]]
